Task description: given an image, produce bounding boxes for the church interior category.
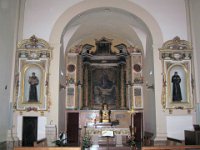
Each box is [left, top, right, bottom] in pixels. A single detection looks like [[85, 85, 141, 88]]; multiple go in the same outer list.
[[1, 0, 200, 150]]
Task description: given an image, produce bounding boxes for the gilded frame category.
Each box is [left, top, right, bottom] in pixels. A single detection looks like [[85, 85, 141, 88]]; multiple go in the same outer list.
[[164, 60, 193, 109], [16, 58, 49, 111], [15, 35, 52, 111]]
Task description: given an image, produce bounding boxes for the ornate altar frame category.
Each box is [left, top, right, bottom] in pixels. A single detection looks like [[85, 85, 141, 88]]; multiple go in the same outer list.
[[160, 36, 193, 109], [15, 35, 52, 111]]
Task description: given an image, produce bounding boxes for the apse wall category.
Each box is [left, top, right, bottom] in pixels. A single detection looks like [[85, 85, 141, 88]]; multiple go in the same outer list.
[[22, 0, 188, 42]]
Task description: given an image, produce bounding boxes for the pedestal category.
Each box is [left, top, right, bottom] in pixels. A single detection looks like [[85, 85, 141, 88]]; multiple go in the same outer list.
[[91, 134, 99, 146], [46, 125, 57, 146], [116, 135, 123, 147]]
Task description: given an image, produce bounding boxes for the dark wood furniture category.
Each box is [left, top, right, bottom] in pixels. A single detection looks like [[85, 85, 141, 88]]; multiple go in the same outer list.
[[184, 130, 200, 145]]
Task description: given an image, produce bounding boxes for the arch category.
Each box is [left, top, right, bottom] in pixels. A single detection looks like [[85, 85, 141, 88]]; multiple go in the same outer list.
[[48, 0, 164, 139], [49, 0, 163, 46]]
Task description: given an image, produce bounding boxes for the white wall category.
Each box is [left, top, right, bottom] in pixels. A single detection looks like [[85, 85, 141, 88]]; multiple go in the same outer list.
[[132, 0, 188, 41], [0, 0, 19, 142], [166, 116, 193, 140], [23, 0, 188, 42], [23, 0, 81, 41], [188, 0, 200, 125]]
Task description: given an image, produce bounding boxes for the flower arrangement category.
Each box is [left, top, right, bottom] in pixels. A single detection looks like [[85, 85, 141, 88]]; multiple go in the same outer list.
[[82, 134, 92, 148], [127, 136, 136, 147], [53, 132, 67, 146]]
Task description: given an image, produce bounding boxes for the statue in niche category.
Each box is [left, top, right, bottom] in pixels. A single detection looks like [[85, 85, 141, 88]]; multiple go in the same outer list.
[[171, 71, 182, 101], [94, 71, 116, 104], [28, 72, 39, 102], [100, 103, 111, 123]]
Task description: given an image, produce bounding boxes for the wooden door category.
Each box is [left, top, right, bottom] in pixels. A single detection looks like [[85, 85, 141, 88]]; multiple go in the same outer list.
[[22, 117, 38, 146], [134, 112, 143, 142], [67, 112, 79, 145]]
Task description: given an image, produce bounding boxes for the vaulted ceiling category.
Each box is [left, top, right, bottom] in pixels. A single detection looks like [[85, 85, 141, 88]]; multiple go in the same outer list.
[[61, 7, 152, 52]]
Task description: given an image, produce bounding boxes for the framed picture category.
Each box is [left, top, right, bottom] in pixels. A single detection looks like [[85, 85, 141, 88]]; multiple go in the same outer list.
[[17, 59, 49, 111], [164, 60, 193, 109], [90, 67, 119, 109], [133, 86, 143, 109], [66, 86, 75, 109]]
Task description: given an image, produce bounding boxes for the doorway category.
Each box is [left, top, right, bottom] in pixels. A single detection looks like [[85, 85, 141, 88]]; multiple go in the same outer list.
[[67, 112, 79, 145], [22, 117, 38, 146], [134, 112, 143, 142]]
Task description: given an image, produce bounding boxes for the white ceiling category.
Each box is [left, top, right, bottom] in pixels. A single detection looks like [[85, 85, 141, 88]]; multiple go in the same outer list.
[[62, 7, 151, 50]]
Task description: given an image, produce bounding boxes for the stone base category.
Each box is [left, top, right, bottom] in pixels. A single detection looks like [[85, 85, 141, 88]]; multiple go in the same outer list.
[[46, 125, 57, 146], [153, 140, 167, 146]]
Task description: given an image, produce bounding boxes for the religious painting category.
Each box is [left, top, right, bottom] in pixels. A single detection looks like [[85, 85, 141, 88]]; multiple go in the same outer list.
[[91, 67, 118, 109], [164, 60, 193, 109]]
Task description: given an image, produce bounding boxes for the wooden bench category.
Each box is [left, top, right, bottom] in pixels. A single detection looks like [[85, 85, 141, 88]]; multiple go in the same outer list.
[[14, 147, 81, 150], [142, 145, 200, 150], [33, 138, 47, 147]]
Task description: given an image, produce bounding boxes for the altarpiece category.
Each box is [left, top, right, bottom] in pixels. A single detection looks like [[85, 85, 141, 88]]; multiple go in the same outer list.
[[14, 35, 52, 112], [160, 36, 193, 110]]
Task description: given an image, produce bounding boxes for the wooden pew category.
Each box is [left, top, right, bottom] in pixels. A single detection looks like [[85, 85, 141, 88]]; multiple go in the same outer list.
[[33, 138, 47, 147], [142, 145, 200, 150], [14, 147, 81, 150]]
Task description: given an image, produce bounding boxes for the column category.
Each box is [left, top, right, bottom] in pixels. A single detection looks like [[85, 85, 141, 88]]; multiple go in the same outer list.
[[83, 63, 89, 109], [120, 64, 126, 109], [77, 55, 83, 109]]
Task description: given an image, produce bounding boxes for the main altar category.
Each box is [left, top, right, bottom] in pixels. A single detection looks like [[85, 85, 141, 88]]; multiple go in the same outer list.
[[82, 103, 130, 147], [86, 125, 130, 147], [65, 37, 144, 146]]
